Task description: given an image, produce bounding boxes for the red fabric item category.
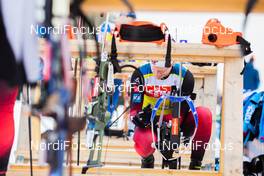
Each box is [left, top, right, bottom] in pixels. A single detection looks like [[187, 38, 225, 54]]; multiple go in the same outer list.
[[0, 82, 18, 172]]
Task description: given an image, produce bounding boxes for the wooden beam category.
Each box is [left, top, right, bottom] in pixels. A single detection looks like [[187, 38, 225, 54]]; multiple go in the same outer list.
[[83, 71, 205, 80], [8, 165, 221, 176], [40, 39, 241, 63], [70, 40, 239, 61], [76, 59, 217, 73], [81, 0, 264, 13], [71, 59, 217, 77], [71, 61, 216, 81], [85, 167, 221, 176]]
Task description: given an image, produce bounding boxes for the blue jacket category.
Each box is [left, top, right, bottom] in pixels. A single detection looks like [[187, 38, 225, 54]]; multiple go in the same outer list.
[[243, 91, 264, 145], [243, 62, 260, 91]]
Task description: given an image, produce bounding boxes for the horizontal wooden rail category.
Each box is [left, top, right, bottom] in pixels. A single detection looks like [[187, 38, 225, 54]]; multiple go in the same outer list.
[[39, 39, 241, 63], [8, 164, 221, 176]]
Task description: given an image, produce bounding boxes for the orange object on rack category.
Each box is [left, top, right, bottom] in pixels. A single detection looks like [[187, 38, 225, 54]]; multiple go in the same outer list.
[[202, 18, 242, 47]]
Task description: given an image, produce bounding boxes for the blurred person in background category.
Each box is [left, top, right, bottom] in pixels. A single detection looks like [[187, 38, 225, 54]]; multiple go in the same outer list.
[[0, 0, 39, 175], [243, 56, 260, 92]]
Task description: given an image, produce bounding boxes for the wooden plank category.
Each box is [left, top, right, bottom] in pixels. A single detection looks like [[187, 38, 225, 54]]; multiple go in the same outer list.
[[202, 74, 217, 168], [193, 78, 204, 106], [75, 59, 217, 74], [80, 0, 264, 13], [187, 65, 217, 75], [40, 39, 240, 62], [85, 167, 221, 176], [8, 164, 221, 176], [70, 59, 216, 81], [220, 57, 243, 175], [69, 40, 238, 60], [203, 75, 217, 119], [70, 59, 217, 78], [85, 71, 205, 80]]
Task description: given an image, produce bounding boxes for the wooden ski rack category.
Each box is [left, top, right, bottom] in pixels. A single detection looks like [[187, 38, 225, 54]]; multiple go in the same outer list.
[[14, 40, 243, 176]]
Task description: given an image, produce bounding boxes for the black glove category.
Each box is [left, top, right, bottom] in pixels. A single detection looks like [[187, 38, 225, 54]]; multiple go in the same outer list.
[[132, 104, 152, 128]]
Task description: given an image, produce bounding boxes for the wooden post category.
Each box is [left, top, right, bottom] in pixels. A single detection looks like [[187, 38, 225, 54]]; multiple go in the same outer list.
[[202, 73, 217, 167], [220, 57, 243, 175]]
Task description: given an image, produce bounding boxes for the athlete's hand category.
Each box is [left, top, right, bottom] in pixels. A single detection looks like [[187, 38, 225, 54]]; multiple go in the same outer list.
[[132, 104, 152, 128]]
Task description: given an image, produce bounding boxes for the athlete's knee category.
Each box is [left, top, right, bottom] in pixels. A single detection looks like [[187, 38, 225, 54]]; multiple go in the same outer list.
[[195, 106, 212, 140], [0, 113, 14, 158], [133, 127, 156, 158], [196, 106, 212, 126]]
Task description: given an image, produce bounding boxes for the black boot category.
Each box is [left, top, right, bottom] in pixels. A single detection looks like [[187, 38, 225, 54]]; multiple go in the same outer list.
[[166, 158, 180, 169], [141, 155, 154, 168], [243, 161, 255, 176], [189, 159, 202, 170]]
